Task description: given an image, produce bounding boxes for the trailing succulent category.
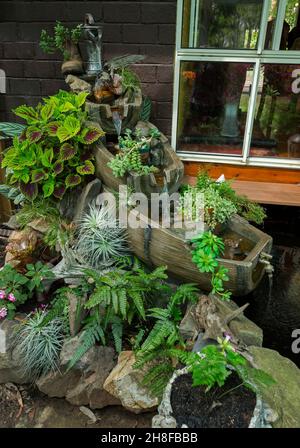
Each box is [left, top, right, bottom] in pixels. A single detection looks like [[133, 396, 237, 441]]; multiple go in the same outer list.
[[108, 128, 160, 178], [1, 90, 104, 201]]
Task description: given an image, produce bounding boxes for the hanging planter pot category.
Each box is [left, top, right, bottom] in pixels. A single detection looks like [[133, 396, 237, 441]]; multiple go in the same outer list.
[[152, 367, 276, 429], [61, 40, 84, 76]]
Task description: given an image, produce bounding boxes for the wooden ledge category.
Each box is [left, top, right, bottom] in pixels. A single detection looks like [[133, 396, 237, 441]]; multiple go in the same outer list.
[[184, 175, 300, 207]]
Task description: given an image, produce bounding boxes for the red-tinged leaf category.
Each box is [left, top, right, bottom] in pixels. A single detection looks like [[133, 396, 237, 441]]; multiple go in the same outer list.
[[65, 174, 82, 188], [19, 181, 38, 200], [13, 105, 38, 124], [80, 126, 105, 144], [19, 130, 27, 142], [31, 169, 47, 183], [53, 184, 66, 200], [53, 160, 64, 175], [76, 160, 95, 175], [60, 143, 77, 161], [47, 121, 60, 136], [26, 126, 43, 143], [80, 149, 93, 162]]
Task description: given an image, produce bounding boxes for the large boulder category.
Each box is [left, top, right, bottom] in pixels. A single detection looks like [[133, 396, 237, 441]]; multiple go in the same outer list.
[[0, 316, 30, 384], [37, 335, 118, 409], [249, 346, 300, 428], [103, 351, 159, 414]]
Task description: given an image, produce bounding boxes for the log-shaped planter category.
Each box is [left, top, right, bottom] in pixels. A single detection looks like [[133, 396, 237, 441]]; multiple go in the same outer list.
[[94, 123, 184, 197]]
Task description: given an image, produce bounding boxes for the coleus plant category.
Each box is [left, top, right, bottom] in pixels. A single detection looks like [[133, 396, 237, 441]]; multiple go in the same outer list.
[[1, 90, 105, 201]]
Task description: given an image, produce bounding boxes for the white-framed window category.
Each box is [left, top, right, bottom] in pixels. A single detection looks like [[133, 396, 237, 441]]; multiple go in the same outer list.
[[172, 0, 300, 169]]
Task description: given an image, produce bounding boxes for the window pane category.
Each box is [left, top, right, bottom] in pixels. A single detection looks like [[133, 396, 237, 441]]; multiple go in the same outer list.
[[266, 0, 300, 50], [250, 63, 300, 159], [181, 0, 264, 49], [176, 61, 254, 156]]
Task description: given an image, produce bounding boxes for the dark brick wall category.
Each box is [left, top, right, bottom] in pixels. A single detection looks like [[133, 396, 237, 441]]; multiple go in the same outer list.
[[0, 1, 176, 136]]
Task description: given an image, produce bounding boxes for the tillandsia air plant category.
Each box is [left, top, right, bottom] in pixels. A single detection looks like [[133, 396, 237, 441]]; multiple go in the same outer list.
[[191, 231, 232, 301], [14, 308, 65, 380], [40, 22, 83, 61], [1, 90, 105, 201], [108, 128, 159, 178], [74, 204, 128, 268]]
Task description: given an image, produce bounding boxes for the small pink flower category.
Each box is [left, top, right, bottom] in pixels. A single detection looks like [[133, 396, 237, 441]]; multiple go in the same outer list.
[[0, 308, 7, 319], [0, 290, 6, 300], [7, 293, 16, 303]]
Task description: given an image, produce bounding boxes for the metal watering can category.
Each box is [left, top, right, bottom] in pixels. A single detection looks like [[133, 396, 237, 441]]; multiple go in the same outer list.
[[83, 13, 103, 76]]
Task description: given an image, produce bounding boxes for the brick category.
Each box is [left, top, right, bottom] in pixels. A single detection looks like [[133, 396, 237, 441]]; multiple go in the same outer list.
[[140, 44, 174, 64], [103, 43, 140, 60], [0, 61, 24, 78], [0, 23, 18, 42], [141, 82, 173, 102], [35, 44, 60, 61], [40, 79, 66, 96], [152, 118, 172, 137], [3, 42, 36, 60], [157, 65, 173, 83], [141, 3, 176, 24], [103, 2, 140, 23], [157, 101, 172, 119], [18, 22, 56, 42], [132, 64, 156, 83], [158, 24, 175, 45], [65, 2, 102, 21], [102, 24, 122, 43], [24, 60, 56, 79], [8, 79, 41, 96], [123, 24, 158, 44]]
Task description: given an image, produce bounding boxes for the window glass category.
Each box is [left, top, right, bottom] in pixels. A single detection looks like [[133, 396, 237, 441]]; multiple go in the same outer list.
[[250, 63, 300, 158], [176, 61, 254, 156], [181, 0, 264, 49]]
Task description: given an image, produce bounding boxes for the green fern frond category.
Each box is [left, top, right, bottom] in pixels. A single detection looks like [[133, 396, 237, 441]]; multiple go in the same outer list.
[[111, 319, 123, 353]]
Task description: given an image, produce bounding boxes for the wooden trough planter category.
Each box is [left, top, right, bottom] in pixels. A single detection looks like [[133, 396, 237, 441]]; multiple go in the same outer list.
[[94, 126, 184, 197], [126, 212, 273, 296]]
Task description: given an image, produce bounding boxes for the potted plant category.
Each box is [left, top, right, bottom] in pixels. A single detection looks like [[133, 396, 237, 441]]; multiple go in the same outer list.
[[40, 21, 84, 75]]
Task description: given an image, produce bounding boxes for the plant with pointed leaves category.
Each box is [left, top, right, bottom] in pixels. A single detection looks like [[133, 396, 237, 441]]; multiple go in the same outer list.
[[40, 22, 83, 61], [1, 90, 104, 201]]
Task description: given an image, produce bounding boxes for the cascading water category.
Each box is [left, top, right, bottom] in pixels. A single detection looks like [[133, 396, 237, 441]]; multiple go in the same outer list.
[[112, 110, 122, 136]]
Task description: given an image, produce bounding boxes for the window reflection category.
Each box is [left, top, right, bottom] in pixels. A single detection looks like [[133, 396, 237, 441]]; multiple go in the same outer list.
[[251, 63, 300, 158], [177, 61, 254, 155], [182, 0, 263, 49]]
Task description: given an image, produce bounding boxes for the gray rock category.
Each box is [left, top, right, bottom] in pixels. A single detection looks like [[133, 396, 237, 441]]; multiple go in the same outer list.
[[67, 290, 87, 337], [36, 369, 81, 398], [0, 316, 30, 384], [103, 351, 158, 414]]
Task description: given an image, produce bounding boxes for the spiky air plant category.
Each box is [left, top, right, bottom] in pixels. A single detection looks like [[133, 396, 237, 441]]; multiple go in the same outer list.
[[74, 204, 128, 268], [14, 310, 65, 380]]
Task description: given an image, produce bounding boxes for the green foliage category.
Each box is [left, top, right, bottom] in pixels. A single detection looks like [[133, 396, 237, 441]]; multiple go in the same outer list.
[[15, 197, 73, 249], [121, 67, 141, 92], [75, 204, 128, 268], [0, 263, 54, 319], [196, 171, 266, 225], [0, 122, 26, 140], [191, 231, 231, 301], [1, 91, 104, 201], [140, 97, 152, 122], [40, 21, 83, 60], [108, 128, 159, 178], [14, 309, 65, 379]]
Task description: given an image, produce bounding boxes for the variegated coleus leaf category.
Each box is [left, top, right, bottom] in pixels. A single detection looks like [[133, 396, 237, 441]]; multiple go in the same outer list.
[[65, 174, 82, 188], [26, 126, 43, 143], [76, 160, 95, 175], [31, 169, 47, 183], [46, 121, 60, 137], [19, 181, 38, 200], [60, 143, 77, 161], [53, 184, 66, 200], [80, 126, 105, 144], [53, 160, 64, 175]]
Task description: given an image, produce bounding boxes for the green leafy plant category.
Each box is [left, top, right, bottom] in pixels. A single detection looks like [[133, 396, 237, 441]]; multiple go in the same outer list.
[[69, 264, 170, 368], [40, 22, 83, 60], [191, 231, 231, 301], [1, 90, 104, 201], [196, 171, 266, 225], [75, 204, 128, 268], [108, 128, 159, 178], [14, 309, 65, 380], [0, 184, 25, 205], [0, 262, 54, 319]]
